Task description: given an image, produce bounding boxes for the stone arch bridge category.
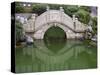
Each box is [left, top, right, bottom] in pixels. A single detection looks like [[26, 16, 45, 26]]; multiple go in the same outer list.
[[17, 7, 88, 39]]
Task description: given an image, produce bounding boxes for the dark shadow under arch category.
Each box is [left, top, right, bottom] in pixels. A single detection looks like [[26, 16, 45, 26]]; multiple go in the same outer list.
[[44, 26, 67, 40], [43, 26, 67, 53]]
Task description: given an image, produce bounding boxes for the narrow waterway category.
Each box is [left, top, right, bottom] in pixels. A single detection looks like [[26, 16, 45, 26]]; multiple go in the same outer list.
[[15, 39, 97, 73]]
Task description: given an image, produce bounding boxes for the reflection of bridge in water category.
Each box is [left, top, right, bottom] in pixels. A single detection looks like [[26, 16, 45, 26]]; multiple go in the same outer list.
[[15, 40, 96, 73]]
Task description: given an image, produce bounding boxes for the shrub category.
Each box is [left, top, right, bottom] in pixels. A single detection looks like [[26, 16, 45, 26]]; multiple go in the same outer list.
[[63, 5, 79, 17], [79, 6, 91, 13], [75, 9, 91, 24], [92, 17, 97, 34], [32, 4, 47, 15], [15, 20, 23, 44], [15, 3, 25, 13]]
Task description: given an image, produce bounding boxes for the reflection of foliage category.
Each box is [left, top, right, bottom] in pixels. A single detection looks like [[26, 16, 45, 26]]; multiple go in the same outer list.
[[75, 9, 91, 24], [16, 20, 23, 44], [92, 17, 97, 34]]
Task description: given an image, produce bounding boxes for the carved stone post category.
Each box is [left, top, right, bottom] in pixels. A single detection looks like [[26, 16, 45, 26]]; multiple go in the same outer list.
[[75, 18, 79, 39], [60, 7, 64, 23], [46, 6, 50, 25], [75, 18, 78, 30], [73, 15, 77, 39], [46, 6, 50, 11], [72, 15, 75, 23], [31, 14, 37, 32], [60, 7, 64, 12]]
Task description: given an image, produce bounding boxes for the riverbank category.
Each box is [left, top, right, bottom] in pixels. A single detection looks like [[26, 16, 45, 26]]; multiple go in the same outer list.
[[83, 39, 97, 47]]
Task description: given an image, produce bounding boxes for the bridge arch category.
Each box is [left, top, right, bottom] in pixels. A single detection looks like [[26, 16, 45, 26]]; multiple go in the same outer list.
[[22, 9, 87, 39], [33, 10, 87, 39], [33, 22, 74, 39]]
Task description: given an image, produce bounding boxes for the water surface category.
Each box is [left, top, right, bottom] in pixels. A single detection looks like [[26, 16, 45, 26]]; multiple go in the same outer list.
[[15, 39, 97, 73]]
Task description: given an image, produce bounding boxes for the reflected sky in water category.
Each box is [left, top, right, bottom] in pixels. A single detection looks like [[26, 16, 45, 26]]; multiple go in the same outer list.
[[15, 39, 97, 73]]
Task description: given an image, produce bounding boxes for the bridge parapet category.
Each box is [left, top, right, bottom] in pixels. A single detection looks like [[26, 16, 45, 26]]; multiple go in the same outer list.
[[74, 18, 87, 32], [21, 8, 88, 39], [35, 10, 74, 32], [22, 9, 87, 33]]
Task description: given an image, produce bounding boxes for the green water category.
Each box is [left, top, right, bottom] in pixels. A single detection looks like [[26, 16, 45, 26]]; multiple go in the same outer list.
[[15, 39, 97, 73]]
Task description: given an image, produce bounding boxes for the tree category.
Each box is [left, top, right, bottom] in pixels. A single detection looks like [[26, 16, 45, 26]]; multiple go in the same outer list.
[[63, 5, 79, 17], [79, 6, 91, 13], [32, 3, 47, 15], [16, 3, 92, 25], [15, 20, 23, 44], [92, 17, 97, 34], [15, 2, 25, 13], [48, 4, 60, 10], [75, 9, 91, 24]]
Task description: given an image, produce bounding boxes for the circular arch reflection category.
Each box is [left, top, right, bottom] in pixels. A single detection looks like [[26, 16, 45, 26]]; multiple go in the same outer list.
[[43, 26, 67, 52]]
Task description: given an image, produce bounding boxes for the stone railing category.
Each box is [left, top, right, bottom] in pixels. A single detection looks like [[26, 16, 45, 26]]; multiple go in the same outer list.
[[22, 7, 87, 34]]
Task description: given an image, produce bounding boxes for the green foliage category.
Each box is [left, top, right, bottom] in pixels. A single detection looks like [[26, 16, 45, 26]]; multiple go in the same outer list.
[[31, 4, 91, 24], [15, 3, 25, 13], [15, 20, 23, 43], [48, 4, 60, 10], [63, 5, 79, 17], [79, 6, 91, 13], [75, 9, 91, 24], [32, 4, 47, 15], [15, 2, 93, 24], [92, 17, 97, 34]]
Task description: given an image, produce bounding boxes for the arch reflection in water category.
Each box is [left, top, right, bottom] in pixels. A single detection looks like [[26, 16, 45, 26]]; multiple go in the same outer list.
[[15, 40, 97, 73], [43, 26, 67, 52]]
